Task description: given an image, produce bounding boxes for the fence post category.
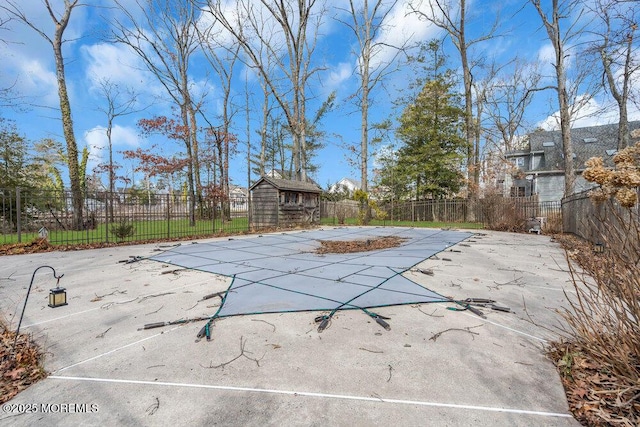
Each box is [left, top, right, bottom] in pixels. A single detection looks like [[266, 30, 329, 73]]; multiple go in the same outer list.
[[16, 187, 21, 243], [105, 191, 109, 244], [166, 194, 170, 239]]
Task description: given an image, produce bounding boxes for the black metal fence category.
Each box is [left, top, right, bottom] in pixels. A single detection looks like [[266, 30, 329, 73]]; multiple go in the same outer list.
[[1, 188, 250, 245], [3, 187, 567, 247]]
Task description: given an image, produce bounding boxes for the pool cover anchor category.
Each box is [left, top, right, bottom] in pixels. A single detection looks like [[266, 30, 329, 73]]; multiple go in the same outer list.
[[196, 319, 215, 341], [446, 298, 511, 318], [314, 311, 391, 333], [315, 315, 331, 333], [371, 314, 391, 330]]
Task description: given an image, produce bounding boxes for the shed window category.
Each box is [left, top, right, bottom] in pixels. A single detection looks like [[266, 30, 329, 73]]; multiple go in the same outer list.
[[281, 191, 300, 204]]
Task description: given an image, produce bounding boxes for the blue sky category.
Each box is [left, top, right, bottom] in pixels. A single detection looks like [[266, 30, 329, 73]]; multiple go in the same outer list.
[[1, 0, 638, 191]]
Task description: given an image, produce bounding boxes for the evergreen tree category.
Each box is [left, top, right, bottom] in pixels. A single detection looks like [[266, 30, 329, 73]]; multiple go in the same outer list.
[[395, 78, 466, 199], [377, 41, 466, 200]]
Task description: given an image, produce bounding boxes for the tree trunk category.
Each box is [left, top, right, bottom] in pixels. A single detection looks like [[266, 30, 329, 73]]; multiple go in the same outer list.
[[53, 19, 83, 229], [180, 106, 196, 226]]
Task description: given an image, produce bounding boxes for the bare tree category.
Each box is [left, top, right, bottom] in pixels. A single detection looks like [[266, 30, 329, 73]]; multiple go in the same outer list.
[[336, 0, 403, 196], [197, 21, 245, 220], [94, 79, 140, 223], [112, 0, 205, 225], [201, 0, 326, 181], [530, 0, 588, 197], [485, 60, 542, 152], [589, 0, 639, 149], [1, 0, 85, 228], [409, 0, 500, 199]]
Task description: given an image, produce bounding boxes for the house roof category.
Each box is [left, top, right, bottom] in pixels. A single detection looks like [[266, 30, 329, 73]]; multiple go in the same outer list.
[[328, 177, 361, 192], [249, 176, 322, 193], [511, 121, 640, 172]]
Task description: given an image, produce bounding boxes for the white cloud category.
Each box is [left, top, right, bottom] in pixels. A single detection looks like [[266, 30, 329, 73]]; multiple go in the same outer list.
[[84, 124, 140, 171], [82, 43, 155, 92], [537, 43, 556, 71], [8, 56, 59, 107], [326, 62, 353, 90], [536, 94, 640, 131]]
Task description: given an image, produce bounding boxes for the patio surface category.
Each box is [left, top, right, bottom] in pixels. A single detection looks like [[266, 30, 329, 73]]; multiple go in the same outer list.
[[0, 227, 580, 426]]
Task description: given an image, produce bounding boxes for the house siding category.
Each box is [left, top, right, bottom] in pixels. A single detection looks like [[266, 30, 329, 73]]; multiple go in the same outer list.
[[503, 121, 640, 202]]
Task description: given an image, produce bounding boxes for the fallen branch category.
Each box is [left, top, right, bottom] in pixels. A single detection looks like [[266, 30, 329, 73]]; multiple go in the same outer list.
[[358, 347, 383, 354], [251, 319, 276, 332], [91, 289, 127, 302], [199, 291, 225, 302], [95, 327, 111, 338], [145, 305, 164, 316], [200, 336, 265, 369], [138, 292, 175, 303], [416, 307, 444, 318], [146, 397, 159, 415], [101, 297, 139, 309], [429, 324, 483, 342], [0, 272, 16, 282]]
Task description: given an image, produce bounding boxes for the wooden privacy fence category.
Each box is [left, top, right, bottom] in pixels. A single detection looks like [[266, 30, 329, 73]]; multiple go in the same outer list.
[[562, 188, 640, 249], [321, 196, 562, 230]]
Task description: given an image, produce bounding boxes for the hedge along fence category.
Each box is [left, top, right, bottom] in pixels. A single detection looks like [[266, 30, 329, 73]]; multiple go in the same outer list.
[[562, 188, 640, 254]]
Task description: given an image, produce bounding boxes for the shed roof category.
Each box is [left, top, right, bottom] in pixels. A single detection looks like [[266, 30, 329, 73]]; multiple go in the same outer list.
[[250, 176, 322, 193]]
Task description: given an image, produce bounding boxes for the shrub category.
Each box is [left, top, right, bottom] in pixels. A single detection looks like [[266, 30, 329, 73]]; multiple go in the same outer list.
[[549, 198, 639, 425], [110, 219, 135, 242]]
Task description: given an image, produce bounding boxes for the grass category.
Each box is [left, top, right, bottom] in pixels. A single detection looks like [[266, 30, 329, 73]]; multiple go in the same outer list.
[[1, 217, 250, 246], [320, 217, 484, 229], [2, 217, 484, 247]]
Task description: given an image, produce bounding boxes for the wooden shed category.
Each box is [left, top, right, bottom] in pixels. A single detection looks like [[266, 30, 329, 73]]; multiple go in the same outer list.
[[250, 176, 322, 229]]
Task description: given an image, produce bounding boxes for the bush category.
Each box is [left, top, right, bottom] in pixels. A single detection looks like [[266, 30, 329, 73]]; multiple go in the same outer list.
[[479, 194, 527, 232], [549, 200, 639, 425], [110, 219, 135, 242], [543, 211, 562, 234]]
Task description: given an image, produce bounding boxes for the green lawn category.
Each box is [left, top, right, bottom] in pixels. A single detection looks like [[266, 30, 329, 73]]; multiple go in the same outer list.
[[2, 216, 483, 247], [320, 217, 484, 229], [1, 217, 250, 246]]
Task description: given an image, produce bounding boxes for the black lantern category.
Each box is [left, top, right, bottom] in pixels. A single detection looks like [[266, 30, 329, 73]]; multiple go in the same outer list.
[[13, 266, 64, 355], [48, 286, 67, 308], [594, 242, 605, 253]]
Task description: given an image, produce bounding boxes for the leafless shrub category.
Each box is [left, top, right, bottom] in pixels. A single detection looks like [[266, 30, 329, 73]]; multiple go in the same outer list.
[[543, 211, 563, 234], [551, 199, 640, 425], [479, 193, 527, 232], [335, 205, 347, 225]]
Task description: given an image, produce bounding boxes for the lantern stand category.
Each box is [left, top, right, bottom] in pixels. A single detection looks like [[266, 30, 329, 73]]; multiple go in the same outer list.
[[12, 265, 64, 356]]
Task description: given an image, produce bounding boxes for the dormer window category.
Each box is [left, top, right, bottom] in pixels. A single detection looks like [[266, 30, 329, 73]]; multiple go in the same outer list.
[[542, 141, 555, 147]]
